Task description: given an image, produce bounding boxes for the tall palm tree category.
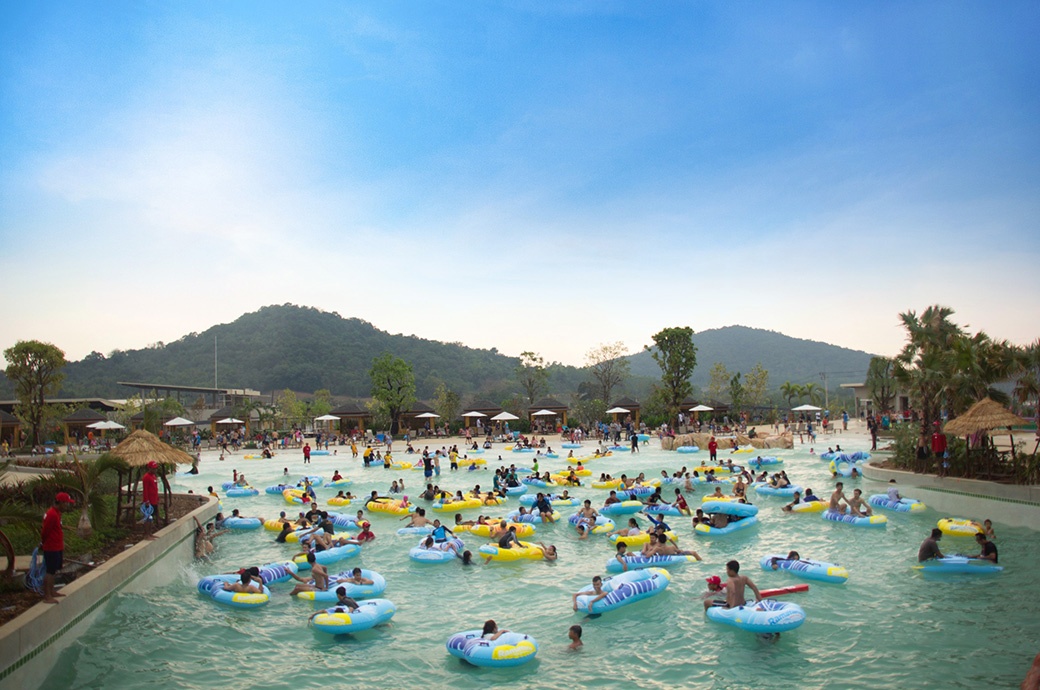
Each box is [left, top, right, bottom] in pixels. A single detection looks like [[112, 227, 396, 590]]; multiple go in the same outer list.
[[780, 382, 802, 408], [803, 383, 823, 406], [893, 305, 963, 444], [1014, 339, 1040, 423]]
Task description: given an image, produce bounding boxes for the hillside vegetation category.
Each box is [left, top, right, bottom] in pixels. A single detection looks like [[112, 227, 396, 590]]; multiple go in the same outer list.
[[1, 305, 874, 402]]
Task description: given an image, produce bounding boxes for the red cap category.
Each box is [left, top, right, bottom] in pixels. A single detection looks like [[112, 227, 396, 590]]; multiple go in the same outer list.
[[147, 461, 159, 470], [705, 575, 722, 586], [55, 492, 75, 504]]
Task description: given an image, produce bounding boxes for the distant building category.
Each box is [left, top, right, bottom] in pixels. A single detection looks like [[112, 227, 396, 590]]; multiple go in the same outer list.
[[840, 382, 911, 417]]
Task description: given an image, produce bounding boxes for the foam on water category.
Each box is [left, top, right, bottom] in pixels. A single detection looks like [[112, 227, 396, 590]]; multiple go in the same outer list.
[[40, 442, 1040, 689]]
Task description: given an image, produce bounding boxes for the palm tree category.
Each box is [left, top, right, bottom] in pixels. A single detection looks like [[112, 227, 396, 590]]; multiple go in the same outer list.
[[27, 452, 127, 538], [944, 334, 1020, 415], [803, 383, 823, 406], [780, 382, 802, 408], [893, 305, 963, 445]]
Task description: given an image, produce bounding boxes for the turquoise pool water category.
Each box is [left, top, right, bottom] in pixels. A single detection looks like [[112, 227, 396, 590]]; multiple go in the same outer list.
[[41, 442, 1040, 689]]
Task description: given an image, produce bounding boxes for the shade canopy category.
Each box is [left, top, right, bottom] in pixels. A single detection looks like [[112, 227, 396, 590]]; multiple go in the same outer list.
[[87, 420, 126, 430], [792, 404, 822, 411], [605, 407, 630, 414], [531, 409, 557, 416], [314, 414, 341, 422], [216, 417, 244, 424], [415, 412, 441, 419], [689, 404, 714, 412], [110, 429, 195, 467], [164, 417, 195, 427], [461, 411, 487, 418], [944, 397, 1029, 437], [491, 412, 519, 421]]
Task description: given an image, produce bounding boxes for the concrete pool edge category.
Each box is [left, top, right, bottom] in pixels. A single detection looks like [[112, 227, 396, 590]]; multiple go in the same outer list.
[[861, 460, 1040, 528], [0, 494, 219, 687]]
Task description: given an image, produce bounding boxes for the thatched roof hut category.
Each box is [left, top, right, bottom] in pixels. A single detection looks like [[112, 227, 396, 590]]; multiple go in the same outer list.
[[528, 397, 568, 426], [63, 408, 107, 444], [109, 429, 194, 528], [944, 398, 1028, 437]]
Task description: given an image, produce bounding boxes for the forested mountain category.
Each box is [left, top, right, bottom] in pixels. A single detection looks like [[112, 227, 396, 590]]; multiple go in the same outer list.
[[1, 307, 875, 402], [628, 325, 874, 388]]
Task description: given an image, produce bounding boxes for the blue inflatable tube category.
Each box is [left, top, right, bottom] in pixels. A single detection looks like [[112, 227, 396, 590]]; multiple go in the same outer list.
[[753, 483, 803, 498], [225, 487, 259, 498], [868, 495, 925, 513], [310, 450, 331, 456], [643, 504, 684, 517], [505, 509, 560, 524], [544, 452, 559, 459], [600, 500, 644, 516], [197, 574, 270, 608], [567, 513, 615, 534], [608, 446, 629, 452], [521, 477, 554, 488], [223, 516, 262, 530], [694, 515, 759, 536], [324, 478, 352, 488], [747, 457, 781, 466], [913, 556, 1003, 575], [760, 554, 849, 584], [618, 485, 655, 499], [849, 451, 871, 461], [519, 494, 578, 507], [512, 447, 535, 453], [266, 484, 293, 495], [561, 443, 581, 449], [446, 630, 539, 668], [298, 475, 324, 485], [573, 567, 670, 614], [822, 510, 887, 528], [605, 554, 697, 574], [293, 543, 362, 569], [298, 569, 387, 601], [258, 561, 299, 585], [310, 598, 395, 634], [637, 434, 651, 442], [706, 599, 806, 633], [701, 501, 759, 517], [505, 484, 527, 496], [676, 446, 699, 453], [408, 537, 464, 563]]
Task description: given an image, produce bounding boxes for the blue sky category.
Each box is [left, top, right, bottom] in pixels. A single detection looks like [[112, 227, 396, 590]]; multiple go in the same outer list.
[[2, 1, 1038, 368]]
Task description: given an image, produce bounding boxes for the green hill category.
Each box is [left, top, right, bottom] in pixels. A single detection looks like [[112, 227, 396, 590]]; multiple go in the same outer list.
[[629, 325, 875, 389], [1, 308, 876, 403]]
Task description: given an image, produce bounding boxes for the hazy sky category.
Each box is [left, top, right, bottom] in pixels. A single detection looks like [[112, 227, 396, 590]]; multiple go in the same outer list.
[[2, 2, 1038, 367]]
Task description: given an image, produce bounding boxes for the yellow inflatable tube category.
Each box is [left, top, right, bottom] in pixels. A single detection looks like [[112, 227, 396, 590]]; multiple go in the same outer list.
[[457, 522, 536, 538], [609, 530, 677, 547], [938, 518, 983, 537], [478, 541, 546, 562]]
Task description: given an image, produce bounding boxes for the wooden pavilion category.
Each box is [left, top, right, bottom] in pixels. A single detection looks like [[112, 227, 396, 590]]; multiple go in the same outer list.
[[461, 400, 504, 429], [62, 408, 107, 445], [610, 396, 642, 426], [401, 401, 438, 434], [0, 410, 21, 449], [331, 402, 372, 434], [528, 396, 569, 429]]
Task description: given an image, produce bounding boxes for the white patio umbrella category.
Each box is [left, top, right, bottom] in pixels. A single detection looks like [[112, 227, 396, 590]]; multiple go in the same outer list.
[[605, 407, 630, 415], [416, 412, 441, 419], [314, 414, 341, 422], [689, 404, 714, 412], [490, 412, 519, 421], [87, 420, 126, 430], [216, 417, 244, 424], [531, 409, 557, 416], [164, 417, 195, 427], [461, 411, 487, 418], [792, 404, 822, 412]]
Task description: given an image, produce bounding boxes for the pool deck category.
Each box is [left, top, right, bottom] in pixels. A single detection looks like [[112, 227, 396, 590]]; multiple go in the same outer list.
[[861, 455, 1040, 528], [0, 493, 219, 688]]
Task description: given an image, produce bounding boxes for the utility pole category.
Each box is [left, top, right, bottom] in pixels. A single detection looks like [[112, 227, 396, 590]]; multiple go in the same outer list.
[[819, 372, 829, 409]]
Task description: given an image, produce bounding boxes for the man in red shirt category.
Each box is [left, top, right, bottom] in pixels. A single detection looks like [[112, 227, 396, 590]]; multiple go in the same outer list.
[[708, 437, 718, 463], [931, 424, 948, 475], [41, 492, 75, 603], [303, 443, 312, 464], [142, 461, 160, 538]]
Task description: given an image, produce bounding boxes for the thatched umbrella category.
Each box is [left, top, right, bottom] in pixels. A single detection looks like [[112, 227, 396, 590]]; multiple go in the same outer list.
[[943, 398, 1028, 478], [109, 430, 194, 527], [943, 398, 1028, 436]]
